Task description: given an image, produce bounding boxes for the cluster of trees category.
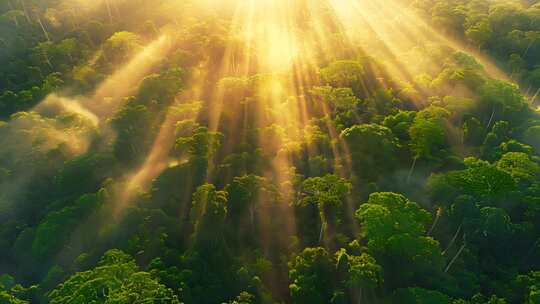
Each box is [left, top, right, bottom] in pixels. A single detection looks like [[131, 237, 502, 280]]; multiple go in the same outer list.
[[0, 0, 539, 303], [411, 0, 540, 94]]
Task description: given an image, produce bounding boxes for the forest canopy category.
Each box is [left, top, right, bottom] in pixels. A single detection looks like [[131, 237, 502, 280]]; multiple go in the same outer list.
[[0, 0, 540, 303]]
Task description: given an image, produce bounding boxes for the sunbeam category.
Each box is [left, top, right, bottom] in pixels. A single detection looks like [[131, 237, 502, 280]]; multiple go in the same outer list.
[[2, 0, 540, 303]]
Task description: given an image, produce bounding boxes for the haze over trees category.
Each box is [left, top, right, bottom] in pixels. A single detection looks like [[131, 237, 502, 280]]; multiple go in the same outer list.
[[0, 0, 539, 303]]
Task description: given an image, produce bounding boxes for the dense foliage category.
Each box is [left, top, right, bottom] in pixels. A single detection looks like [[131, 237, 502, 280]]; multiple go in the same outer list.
[[0, 0, 539, 303], [411, 0, 540, 94]]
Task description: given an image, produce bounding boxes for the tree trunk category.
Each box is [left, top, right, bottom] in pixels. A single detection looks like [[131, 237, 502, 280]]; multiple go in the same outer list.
[[318, 221, 324, 244], [443, 224, 462, 255], [427, 208, 442, 236], [406, 156, 418, 183], [43, 53, 53, 69], [486, 106, 495, 131], [523, 39, 534, 58], [445, 243, 465, 273], [36, 15, 50, 42]]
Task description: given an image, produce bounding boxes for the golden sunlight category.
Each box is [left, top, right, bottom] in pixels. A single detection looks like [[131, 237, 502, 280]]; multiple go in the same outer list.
[[5, 0, 539, 302]]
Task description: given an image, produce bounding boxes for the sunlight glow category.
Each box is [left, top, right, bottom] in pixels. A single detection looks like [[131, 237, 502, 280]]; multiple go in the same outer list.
[[56, 0, 521, 245]]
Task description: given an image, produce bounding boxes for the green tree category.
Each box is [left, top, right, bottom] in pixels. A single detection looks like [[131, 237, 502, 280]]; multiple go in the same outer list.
[[225, 175, 278, 247], [55, 153, 114, 197], [111, 103, 152, 164], [523, 126, 540, 153], [48, 249, 180, 303], [0, 291, 29, 304], [137, 69, 184, 106], [320, 60, 365, 94], [31, 191, 105, 262], [496, 152, 539, 186], [102, 31, 141, 63], [174, 124, 223, 180], [389, 287, 453, 304], [383, 110, 416, 141], [478, 80, 528, 126], [335, 249, 382, 303], [356, 192, 444, 287], [295, 174, 351, 245], [341, 124, 399, 181], [190, 184, 228, 254], [466, 19, 493, 49], [311, 86, 360, 129], [224, 292, 255, 304], [514, 272, 540, 304], [428, 157, 516, 202], [289, 247, 334, 304], [408, 106, 451, 179]]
